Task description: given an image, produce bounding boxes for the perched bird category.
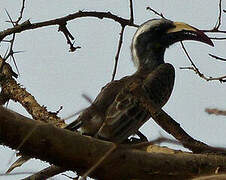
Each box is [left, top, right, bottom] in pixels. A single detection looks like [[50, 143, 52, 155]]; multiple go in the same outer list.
[[66, 18, 213, 143]]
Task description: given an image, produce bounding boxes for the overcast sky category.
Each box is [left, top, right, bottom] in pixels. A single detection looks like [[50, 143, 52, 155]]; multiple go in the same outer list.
[[1, 0, 226, 179]]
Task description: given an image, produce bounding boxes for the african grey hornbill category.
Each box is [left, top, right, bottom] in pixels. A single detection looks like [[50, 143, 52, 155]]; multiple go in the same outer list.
[[66, 18, 213, 143]]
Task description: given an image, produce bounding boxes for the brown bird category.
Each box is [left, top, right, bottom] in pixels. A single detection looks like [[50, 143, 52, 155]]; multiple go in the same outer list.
[[66, 18, 213, 143]]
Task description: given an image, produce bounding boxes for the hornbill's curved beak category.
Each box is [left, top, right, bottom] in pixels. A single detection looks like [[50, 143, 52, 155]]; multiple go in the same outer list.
[[166, 22, 214, 47]]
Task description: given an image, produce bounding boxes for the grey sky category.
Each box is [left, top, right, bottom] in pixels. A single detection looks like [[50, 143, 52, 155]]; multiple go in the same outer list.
[[0, 0, 226, 179]]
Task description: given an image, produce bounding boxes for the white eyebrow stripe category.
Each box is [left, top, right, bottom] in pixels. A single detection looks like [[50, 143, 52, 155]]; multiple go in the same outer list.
[[133, 19, 163, 44], [131, 19, 163, 67]]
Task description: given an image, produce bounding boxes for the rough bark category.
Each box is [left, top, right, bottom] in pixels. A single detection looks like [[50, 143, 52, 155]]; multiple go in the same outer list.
[[1, 107, 226, 179]]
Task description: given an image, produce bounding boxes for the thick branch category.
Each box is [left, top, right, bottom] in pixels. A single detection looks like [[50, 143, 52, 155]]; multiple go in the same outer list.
[[130, 82, 226, 154], [0, 77, 63, 126], [1, 107, 226, 180], [151, 110, 222, 154]]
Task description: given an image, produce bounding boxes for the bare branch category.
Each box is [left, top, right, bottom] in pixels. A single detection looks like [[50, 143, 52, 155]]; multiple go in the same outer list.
[[209, 36, 226, 40], [129, 0, 134, 23], [180, 42, 226, 82], [22, 104, 226, 179], [180, 66, 226, 82], [63, 109, 84, 122], [2, 9, 23, 77], [111, 26, 125, 81], [202, 0, 225, 34], [214, 0, 222, 30], [0, 57, 64, 126], [205, 108, 226, 116], [202, 29, 226, 33], [146, 7, 165, 18], [82, 93, 93, 104], [180, 42, 199, 69], [0, 11, 138, 41], [1, 79, 63, 125], [2, 107, 226, 180], [1, 2, 226, 180], [209, 53, 226, 61], [202, 0, 226, 34], [58, 22, 81, 52], [16, 0, 26, 24]]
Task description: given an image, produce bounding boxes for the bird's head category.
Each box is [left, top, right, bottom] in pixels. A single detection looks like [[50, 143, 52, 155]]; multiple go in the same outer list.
[[131, 18, 213, 69]]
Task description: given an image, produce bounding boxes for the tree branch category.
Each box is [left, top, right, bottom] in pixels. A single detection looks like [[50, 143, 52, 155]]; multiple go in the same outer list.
[[129, 0, 134, 23], [146, 7, 165, 18], [180, 42, 226, 82], [0, 11, 138, 41], [1, 107, 226, 180], [209, 53, 226, 62], [0, 78, 63, 126], [213, 0, 223, 30], [0, 57, 63, 127], [151, 109, 226, 154], [111, 26, 125, 81], [205, 108, 226, 116]]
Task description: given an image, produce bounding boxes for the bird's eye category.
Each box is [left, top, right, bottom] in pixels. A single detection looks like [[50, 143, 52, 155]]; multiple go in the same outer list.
[[153, 27, 160, 32]]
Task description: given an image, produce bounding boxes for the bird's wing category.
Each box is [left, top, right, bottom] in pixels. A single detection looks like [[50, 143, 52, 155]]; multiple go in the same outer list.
[[142, 63, 175, 109], [65, 77, 130, 134], [97, 63, 175, 143]]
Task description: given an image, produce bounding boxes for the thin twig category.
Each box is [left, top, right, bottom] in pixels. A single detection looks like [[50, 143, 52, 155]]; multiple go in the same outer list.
[[82, 93, 93, 104], [209, 53, 226, 61], [180, 42, 226, 82], [129, 0, 134, 23], [180, 42, 199, 70], [62, 173, 78, 179], [214, 0, 222, 30], [111, 26, 125, 81], [205, 108, 226, 116], [58, 22, 81, 52], [209, 37, 226, 40], [16, 0, 26, 24], [63, 93, 93, 122], [179, 66, 226, 82], [4, 9, 15, 27], [63, 109, 83, 121], [202, 29, 226, 33], [146, 7, 165, 18], [202, 0, 225, 33], [3, 10, 21, 75], [202, 0, 224, 33]]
